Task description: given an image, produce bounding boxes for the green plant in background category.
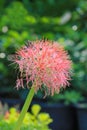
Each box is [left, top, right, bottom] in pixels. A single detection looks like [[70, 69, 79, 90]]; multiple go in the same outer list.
[[24, 0, 79, 16], [61, 37, 87, 95], [0, 0, 87, 102], [62, 90, 84, 105], [49, 90, 84, 105], [0, 2, 28, 31], [0, 104, 53, 130], [1, 30, 38, 50], [0, 1, 38, 33]]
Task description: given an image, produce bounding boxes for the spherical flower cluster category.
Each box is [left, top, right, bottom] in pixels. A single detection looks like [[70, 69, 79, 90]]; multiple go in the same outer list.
[[13, 40, 72, 96]]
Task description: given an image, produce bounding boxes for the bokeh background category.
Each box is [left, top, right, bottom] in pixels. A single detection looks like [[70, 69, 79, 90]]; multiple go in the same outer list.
[[0, 0, 87, 101], [0, 0, 87, 130]]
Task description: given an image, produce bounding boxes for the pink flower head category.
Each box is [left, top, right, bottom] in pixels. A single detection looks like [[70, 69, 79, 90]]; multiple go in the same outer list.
[[13, 40, 72, 96]]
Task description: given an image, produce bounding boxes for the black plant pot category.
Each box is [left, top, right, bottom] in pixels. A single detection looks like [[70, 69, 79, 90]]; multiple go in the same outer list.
[[0, 97, 23, 108], [40, 103, 77, 130], [75, 103, 87, 130]]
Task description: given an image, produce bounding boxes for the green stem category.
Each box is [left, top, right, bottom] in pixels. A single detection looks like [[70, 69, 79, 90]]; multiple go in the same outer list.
[[13, 86, 35, 130]]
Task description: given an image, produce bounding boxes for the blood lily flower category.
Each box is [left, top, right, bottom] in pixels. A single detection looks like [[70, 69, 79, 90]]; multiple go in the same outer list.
[[13, 40, 72, 96]]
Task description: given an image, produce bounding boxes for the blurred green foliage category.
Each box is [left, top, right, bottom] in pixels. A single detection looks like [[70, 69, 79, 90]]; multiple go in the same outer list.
[[49, 90, 84, 105], [0, 104, 52, 130], [0, 0, 87, 100]]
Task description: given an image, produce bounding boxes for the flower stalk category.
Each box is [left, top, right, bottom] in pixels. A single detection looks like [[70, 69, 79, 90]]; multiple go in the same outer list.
[[13, 86, 35, 130]]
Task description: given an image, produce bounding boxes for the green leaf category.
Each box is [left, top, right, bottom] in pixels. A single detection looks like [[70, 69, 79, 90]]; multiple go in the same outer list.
[[31, 104, 41, 116]]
